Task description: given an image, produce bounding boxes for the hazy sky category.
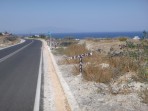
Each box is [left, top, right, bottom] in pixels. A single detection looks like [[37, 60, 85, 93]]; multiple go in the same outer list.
[[0, 0, 148, 34]]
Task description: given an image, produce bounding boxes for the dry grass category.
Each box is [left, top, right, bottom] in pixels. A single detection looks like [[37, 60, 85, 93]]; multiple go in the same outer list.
[[52, 47, 65, 55], [83, 64, 113, 83], [63, 41, 145, 83], [67, 51, 113, 83], [64, 44, 88, 64], [0, 35, 20, 47], [84, 52, 105, 62], [82, 54, 139, 83], [64, 44, 88, 56], [118, 37, 128, 41], [140, 89, 148, 104], [71, 65, 80, 76], [83, 53, 113, 83], [136, 67, 148, 82], [108, 56, 139, 73], [56, 39, 148, 83]]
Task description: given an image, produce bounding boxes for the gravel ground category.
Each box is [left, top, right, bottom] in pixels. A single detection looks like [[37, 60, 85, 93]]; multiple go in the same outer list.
[[53, 55, 148, 111]]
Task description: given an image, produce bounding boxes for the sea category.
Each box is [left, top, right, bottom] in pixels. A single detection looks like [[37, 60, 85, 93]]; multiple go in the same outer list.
[[20, 31, 143, 39]]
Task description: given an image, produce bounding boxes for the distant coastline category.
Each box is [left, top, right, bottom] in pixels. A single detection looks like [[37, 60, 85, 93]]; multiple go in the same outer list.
[[18, 31, 143, 39]]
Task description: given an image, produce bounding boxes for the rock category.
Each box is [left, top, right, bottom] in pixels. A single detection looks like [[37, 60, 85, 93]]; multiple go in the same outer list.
[[100, 63, 109, 69], [128, 82, 148, 91], [95, 83, 109, 93], [111, 86, 119, 94]]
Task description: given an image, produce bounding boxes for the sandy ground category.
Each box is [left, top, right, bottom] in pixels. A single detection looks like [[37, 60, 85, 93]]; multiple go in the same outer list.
[[42, 40, 71, 111], [53, 55, 148, 111], [79, 39, 125, 53], [40, 38, 148, 111]]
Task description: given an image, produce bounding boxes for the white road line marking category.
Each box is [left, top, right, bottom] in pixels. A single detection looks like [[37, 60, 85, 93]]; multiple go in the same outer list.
[[33, 45, 43, 111], [0, 40, 33, 63]]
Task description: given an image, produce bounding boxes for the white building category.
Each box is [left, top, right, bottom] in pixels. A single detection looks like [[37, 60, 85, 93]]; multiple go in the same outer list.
[[133, 36, 140, 40]]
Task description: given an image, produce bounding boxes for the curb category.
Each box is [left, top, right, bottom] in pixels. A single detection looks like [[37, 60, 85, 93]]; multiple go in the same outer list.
[[47, 47, 81, 111]]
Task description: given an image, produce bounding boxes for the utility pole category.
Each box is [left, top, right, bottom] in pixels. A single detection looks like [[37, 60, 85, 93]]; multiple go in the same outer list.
[[48, 32, 51, 48]]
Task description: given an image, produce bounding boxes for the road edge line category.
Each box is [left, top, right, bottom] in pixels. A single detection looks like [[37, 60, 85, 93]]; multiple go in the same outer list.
[[33, 44, 43, 111]]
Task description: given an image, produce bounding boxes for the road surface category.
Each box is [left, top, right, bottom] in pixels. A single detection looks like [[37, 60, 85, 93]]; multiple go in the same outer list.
[[0, 40, 42, 111]]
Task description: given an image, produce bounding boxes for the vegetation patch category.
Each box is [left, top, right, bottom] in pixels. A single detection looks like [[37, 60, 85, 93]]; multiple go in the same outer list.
[[52, 37, 148, 84], [140, 88, 148, 104], [118, 37, 128, 41], [52, 47, 65, 55], [65, 39, 148, 83]]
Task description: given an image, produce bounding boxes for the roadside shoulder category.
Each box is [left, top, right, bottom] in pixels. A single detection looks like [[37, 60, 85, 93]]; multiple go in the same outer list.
[[47, 46, 81, 111]]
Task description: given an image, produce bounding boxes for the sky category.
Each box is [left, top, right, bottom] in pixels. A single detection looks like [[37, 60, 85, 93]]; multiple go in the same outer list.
[[0, 0, 148, 34]]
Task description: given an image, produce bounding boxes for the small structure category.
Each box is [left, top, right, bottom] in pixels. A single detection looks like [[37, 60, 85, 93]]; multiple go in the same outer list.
[[34, 35, 40, 37], [133, 36, 140, 40], [2, 32, 11, 36]]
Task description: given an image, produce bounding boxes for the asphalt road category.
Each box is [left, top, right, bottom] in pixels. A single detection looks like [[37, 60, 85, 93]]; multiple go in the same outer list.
[[0, 40, 32, 59], [0, 40, 42, 111]]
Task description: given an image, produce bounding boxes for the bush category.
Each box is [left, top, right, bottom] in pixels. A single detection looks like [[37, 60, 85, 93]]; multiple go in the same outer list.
[[63, 39, 148, 83], [70, 52, 113, 83], [60, 42, 73, 47], [83, 64, 113, 83], [52, 47, 65, 55], [40, 34, 46, 39], [64, 44, 88, 56], [137, 66, 148, 82], [140, 89, 148, 104], [119, 40, 148, 81], [118, 37, 127, 41], [58, 38, 78, 47], [109, 56, 139, 73], [6, 37, 17, 41]]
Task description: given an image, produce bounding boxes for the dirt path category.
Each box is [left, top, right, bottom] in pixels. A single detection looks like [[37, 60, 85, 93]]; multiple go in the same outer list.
[[42, 40, 71, 111]]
